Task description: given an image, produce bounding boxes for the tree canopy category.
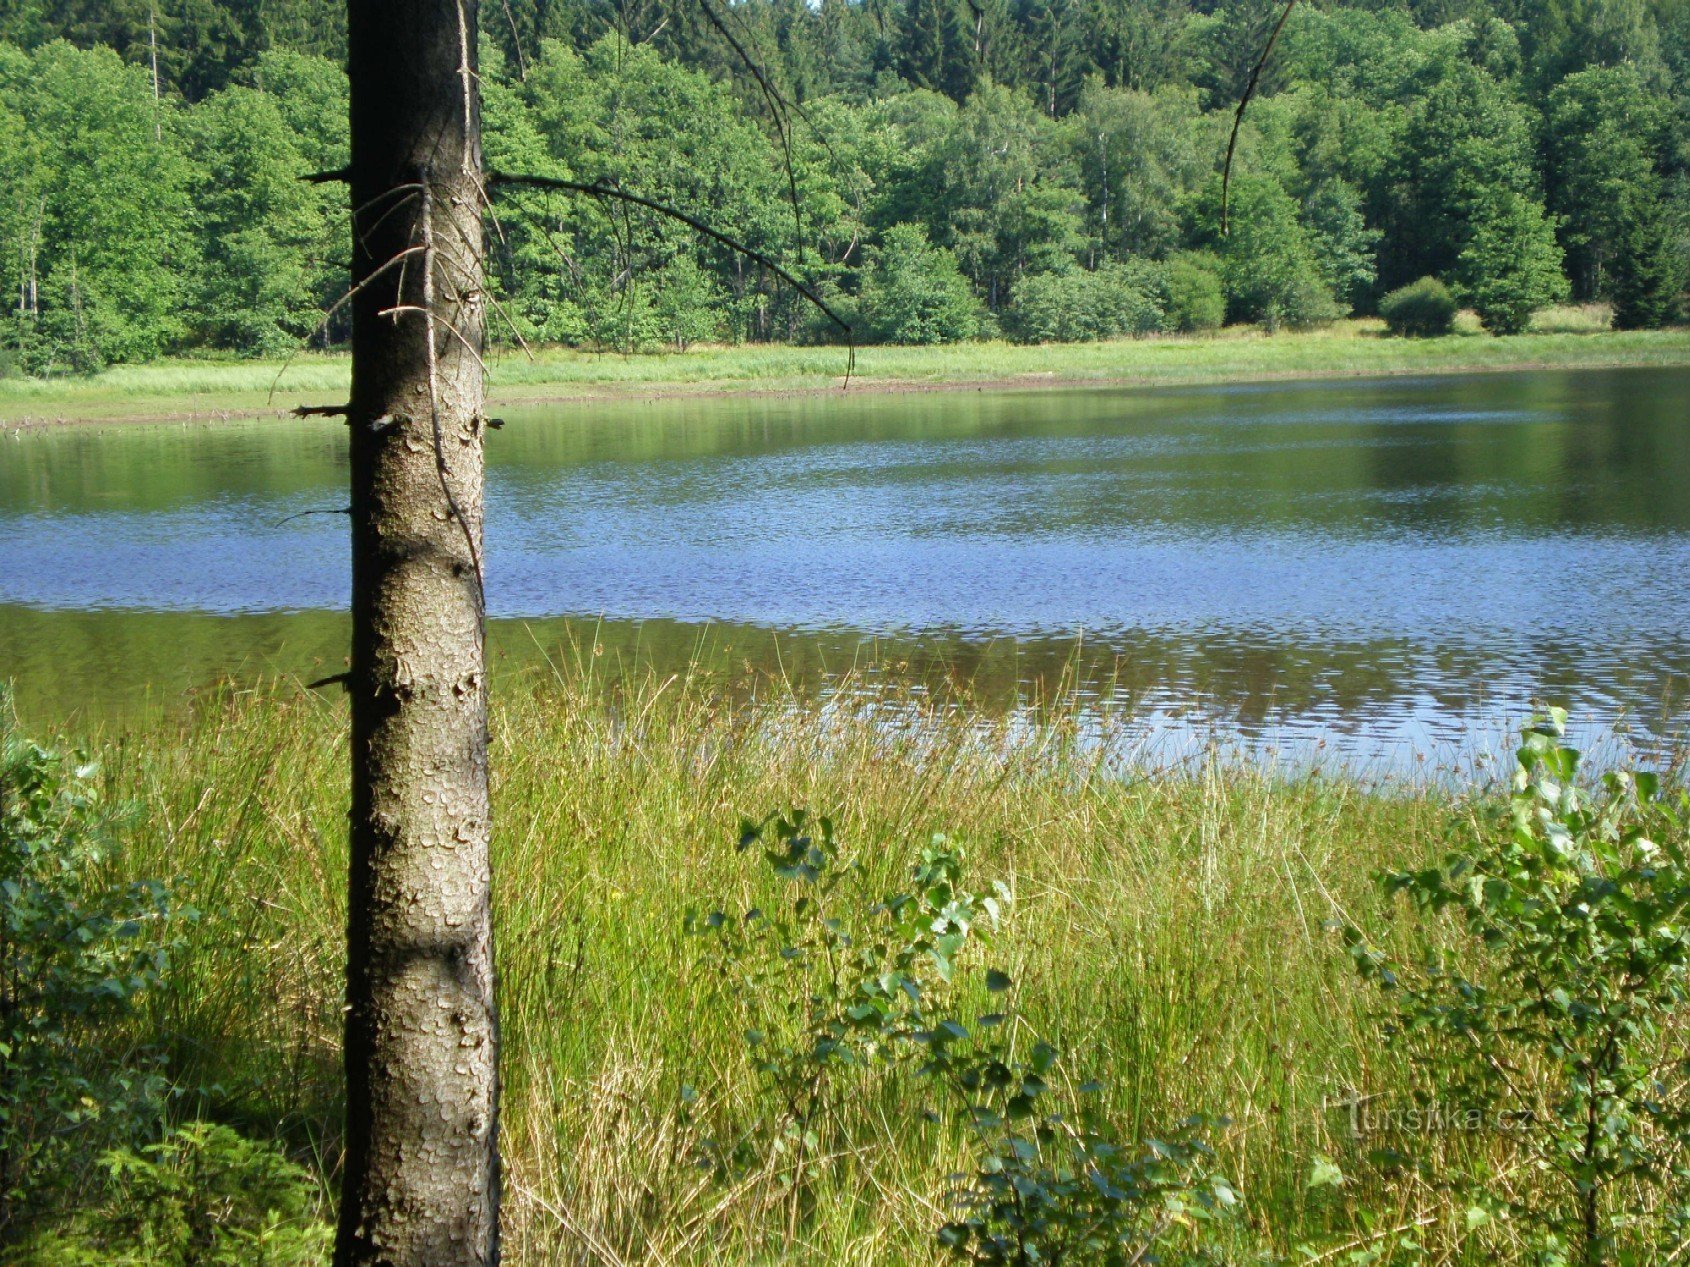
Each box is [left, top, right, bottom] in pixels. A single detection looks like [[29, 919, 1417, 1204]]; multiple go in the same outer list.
[[1, 0, 1686, 371]]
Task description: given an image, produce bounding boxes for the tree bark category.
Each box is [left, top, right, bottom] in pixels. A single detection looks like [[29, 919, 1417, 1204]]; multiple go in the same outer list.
[[337, 0, 498, 1261]]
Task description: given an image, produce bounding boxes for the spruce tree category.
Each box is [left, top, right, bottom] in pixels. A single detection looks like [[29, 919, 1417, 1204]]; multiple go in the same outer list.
[[1610, 195, 1686, 329], [896, 0, 946, 89]]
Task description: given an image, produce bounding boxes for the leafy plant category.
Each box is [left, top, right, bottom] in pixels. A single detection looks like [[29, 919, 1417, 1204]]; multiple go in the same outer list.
[[652, 254, 726, 352], [1007, 263, 1164, 344], [1267, 271, 1344, 334], [15, 1120, 331, 1266], [0, 695, 185, 1233], [860, 223, 982, 345], [1380, 277, 1458, 338], [1303, 178, 1381, 313], [1608, 196, 1686, 332], [1156, 255, 1226, 335], [1194, 172, 1344, 332], [1457, 192, 1569, 336], [0, 703, 338, 1260], [1345, 711, 1690, 1264], [933, 1041, 1236, 1266], [689, 811, 1238, 1262], [686, 810, 1007, 1190]]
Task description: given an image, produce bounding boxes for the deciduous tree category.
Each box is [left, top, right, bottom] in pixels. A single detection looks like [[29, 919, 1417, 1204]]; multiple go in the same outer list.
[[1458, 188, 1568, 334]]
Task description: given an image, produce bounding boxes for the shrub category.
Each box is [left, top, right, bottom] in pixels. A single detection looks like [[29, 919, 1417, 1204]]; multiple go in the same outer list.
[[1267, 269, 1343, 333], [1157, 254, 1226, 334], [687, 811, 1238, 1261], [0, 703, 182, 1229], [1198, 172, 1345, 332], [939, 1109, 1233, 1266], [860, 223, 980, 345], [15, 1121, 330, 1265], [652, 254, 725, 352], [685, 812, 1008, 1189], [1345, 711, 1690, 1264], [1303, 177, 1380, 311], [1006, 263, 1164, 344], [0, 702, 326, 1260], [1007, 270, 1096, 343], [1380, 276, 1459, 337], [790, 278, 859, 346]]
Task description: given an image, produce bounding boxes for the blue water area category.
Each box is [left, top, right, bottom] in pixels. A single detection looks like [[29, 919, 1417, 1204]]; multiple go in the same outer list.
[[3, 367, 1686, 770]]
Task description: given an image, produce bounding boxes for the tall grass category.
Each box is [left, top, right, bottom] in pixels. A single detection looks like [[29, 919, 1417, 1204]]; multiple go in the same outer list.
[[85, 667, 1496, 1263], [1527, 303, 1615, 335]]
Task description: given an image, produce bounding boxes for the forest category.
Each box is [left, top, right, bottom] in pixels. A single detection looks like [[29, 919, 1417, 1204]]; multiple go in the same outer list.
[[0, 0, 1686, 375]]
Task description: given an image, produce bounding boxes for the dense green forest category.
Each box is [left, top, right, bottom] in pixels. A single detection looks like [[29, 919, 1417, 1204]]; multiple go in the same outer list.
[[1, 0, 1686, 372]]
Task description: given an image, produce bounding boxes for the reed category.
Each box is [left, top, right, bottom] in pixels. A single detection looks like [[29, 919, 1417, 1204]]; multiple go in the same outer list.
[[85, 665, 1483, 1263]]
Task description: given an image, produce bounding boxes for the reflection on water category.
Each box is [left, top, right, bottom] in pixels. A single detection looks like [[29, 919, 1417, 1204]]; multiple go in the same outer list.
[[1, 368, 1686, 770]]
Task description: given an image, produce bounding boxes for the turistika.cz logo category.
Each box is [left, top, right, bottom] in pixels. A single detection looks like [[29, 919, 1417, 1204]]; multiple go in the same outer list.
[[1325, 1091, 1536, 1138]]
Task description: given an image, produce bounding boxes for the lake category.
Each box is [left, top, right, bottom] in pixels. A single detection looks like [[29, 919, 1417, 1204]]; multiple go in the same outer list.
[[2, 367, 1686, 772]]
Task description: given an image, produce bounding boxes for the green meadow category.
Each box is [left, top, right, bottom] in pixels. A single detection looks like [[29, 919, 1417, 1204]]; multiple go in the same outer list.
[[45, 666, 1674, 1264], [6, 322, 1689, 428]]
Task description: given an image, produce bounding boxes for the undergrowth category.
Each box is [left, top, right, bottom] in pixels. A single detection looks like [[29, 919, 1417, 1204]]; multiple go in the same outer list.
[[5, 674, 1683, 1263]]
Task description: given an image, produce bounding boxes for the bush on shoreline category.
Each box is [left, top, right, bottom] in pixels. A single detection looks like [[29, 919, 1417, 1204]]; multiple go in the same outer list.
[[1004, 255, 1230, 344], [860, 224, 981, 346], [1380, 277, 1459, 337]]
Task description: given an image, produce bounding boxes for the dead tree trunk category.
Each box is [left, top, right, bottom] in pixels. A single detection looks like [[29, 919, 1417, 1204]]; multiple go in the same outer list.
[[337, 0, 498, 1261]]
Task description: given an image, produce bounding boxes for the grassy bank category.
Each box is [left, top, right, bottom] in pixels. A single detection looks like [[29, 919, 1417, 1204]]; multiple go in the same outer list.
[[70, 670, 1583, 1263], [5, 321, 1690, 426]]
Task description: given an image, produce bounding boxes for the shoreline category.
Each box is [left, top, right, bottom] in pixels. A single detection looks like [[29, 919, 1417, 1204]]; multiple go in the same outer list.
[[4, 326, 1689, 431]]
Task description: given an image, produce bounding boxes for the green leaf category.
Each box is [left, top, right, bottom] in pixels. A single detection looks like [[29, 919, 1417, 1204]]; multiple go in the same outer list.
[[1307, 1154, 1345, 1190]]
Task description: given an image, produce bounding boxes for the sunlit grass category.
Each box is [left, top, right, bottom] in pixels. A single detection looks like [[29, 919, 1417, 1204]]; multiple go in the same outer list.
[[86, 668, 1489, 1263], [1527, 302, 1615, 334], [4, 323, 1687, 425]]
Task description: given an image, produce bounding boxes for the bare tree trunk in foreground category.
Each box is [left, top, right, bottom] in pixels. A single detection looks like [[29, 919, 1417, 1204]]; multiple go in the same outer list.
[[336, 0, 498, 1259]]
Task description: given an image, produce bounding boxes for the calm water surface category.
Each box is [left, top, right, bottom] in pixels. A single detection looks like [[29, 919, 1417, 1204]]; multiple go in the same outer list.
[[2, 368, 1686, 770]]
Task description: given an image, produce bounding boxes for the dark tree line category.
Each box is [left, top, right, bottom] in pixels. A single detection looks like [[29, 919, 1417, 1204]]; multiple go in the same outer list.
[[2, 0, 1686, 372]]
